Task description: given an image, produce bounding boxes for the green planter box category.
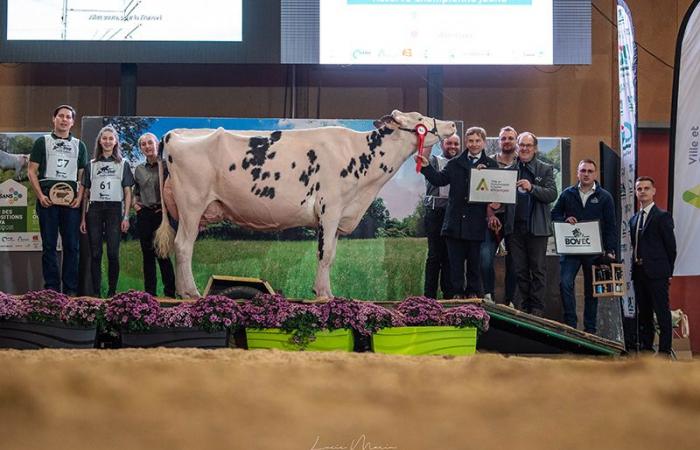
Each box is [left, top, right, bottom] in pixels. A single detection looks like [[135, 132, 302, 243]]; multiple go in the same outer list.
[[0, 320, 97, 349], [372, 326, 477, 356], [246, 328, 354, 352]]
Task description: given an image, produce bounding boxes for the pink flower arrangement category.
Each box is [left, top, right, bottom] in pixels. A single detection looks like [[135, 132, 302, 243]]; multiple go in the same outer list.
[[189, 295, 241, 332], [393, 296, 490, 331], [241, 294, 323, 347], [105, 290, 160, 332], [0, 290, 105, 329], [156, 302, 195, 328], [60, 297, 105, 328], [397, 296, 444, 326], [0, 291, 28, 320], [443, 304, 490, 332], [19, 289, 69, 323], [354, 300, 406, 335], [106, 292, 242, 333]]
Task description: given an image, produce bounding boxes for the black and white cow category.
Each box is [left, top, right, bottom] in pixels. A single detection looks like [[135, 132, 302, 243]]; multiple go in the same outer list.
[[155, 110, 456, 299]]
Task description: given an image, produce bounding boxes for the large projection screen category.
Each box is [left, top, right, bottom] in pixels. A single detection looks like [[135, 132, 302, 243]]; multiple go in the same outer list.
[[7, 0, 242, 42], [0, 0, 279, 63], [282, 0, 591, 65]]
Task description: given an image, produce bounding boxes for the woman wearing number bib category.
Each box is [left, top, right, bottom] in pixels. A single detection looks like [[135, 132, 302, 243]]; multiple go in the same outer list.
[[80, 126, 134, 297]]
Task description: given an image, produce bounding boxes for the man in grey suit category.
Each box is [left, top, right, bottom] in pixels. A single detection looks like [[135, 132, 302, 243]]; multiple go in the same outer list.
[[630, 176, 677, 356], [504, 132, 558, 316]]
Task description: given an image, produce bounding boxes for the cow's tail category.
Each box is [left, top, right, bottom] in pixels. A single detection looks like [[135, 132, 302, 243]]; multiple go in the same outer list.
[[154, 157, 175, 258]]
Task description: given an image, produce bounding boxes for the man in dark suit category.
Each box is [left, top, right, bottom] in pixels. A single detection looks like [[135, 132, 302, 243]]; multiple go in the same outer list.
[[418, 127, 499, 298], [630, 176, 677, 355], [423, 134, 460, 299], [503, 132, 558, 316]]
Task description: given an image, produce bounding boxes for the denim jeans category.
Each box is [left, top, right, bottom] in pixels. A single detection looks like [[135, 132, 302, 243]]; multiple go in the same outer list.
[[559, 255, 597, 333], [86, 202, 122, 297], [36, 203, 81, 294]]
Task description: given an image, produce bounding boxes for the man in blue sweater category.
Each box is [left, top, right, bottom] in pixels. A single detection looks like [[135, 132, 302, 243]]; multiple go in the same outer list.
[[551, 159, 617, 334]]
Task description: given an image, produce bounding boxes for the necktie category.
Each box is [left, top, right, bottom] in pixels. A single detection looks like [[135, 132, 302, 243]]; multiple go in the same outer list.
[[634, 210, 646, 262], [469, 156, 478, 165]]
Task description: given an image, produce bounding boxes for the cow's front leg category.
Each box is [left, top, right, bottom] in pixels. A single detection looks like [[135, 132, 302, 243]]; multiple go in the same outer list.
[[173, 207, 205, 299], [313, 218, 340, 301]]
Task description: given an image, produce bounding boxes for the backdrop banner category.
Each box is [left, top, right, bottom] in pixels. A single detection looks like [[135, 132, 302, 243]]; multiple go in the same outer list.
[[617, 0, 638, 318], [670, 0, 700, 276]]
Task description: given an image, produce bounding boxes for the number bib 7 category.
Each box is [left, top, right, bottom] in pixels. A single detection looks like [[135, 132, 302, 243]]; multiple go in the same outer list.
[[44, 135, 79, 182], [90, 160, 124, 202]]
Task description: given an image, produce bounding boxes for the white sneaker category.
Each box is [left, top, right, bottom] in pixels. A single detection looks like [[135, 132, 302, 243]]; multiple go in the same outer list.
[[483, 293, 495, 304]]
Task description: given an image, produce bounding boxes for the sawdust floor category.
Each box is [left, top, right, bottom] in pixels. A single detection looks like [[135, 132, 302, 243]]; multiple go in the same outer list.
[[1, 349, 699, 450]]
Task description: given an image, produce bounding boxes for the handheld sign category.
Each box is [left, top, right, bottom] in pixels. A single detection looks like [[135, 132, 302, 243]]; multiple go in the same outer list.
[[468, 168, 517, 204], [553, 220, 604, 255]]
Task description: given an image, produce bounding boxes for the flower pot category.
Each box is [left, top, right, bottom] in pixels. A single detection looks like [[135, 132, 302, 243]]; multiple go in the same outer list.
[[246, 328, 354, 352], [121, 327, 229, 348], [371, 326, 477, 356], [0, 320, 97, 349]]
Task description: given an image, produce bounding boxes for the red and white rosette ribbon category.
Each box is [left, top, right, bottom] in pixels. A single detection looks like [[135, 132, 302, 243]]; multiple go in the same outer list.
[[414, 124, 428, 173]]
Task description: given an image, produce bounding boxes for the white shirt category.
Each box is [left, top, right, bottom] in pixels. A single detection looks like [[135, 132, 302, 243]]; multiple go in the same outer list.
[[578, 182, 596, 207], [638, 202, 655, 229]]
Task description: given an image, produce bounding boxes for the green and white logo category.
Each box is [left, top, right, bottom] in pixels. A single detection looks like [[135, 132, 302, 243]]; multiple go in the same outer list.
[[476, 178, 488, 191], [682, 184, 700, 208]]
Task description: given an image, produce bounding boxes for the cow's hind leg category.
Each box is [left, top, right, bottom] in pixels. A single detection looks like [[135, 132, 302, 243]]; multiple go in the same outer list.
[[174, 205, 206, 298], [313, 218, 340, 301]]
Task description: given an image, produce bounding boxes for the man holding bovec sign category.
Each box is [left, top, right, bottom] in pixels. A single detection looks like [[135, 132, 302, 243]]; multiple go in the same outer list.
[[551, 159, 617, 334]]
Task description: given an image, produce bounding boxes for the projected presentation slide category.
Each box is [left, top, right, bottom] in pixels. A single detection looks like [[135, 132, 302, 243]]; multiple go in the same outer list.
[[7, 0, 242, 41], [320, 0, 553, 65]]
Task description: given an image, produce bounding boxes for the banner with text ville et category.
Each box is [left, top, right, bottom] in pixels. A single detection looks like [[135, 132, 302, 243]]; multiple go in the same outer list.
[[670, 0, 700, 276], [617, 0, 637, 318]]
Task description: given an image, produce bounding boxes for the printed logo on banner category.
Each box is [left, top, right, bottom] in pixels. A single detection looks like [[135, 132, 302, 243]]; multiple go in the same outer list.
[[476, 178, 488, 191], [618, 1, 638, 315], [682, 184, 700, 208], [0, 180, 27, 207], [619, 44, 630, 70]]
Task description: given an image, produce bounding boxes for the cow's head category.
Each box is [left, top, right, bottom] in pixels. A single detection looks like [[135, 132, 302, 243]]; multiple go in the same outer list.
[[375, 110, 455, 149]]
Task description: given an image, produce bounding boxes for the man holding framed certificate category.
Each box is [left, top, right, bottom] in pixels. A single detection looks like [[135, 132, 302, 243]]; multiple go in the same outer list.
[[551, 159, 617, 334], [417, 127, 498, 298]]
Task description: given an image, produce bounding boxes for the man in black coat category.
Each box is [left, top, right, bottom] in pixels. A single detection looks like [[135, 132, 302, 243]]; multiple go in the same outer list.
[[503, 132, 558, 316], [418, 127, 499, 298], [630, 176, 677, 355], [423, 134, 461, 299]]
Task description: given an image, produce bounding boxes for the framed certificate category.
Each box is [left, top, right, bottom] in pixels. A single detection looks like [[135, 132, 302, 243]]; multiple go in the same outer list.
[[468, 168, 518, 204], [553, 220, 604, 255]]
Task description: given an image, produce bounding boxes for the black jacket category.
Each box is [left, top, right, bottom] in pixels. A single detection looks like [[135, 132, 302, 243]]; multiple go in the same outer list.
[[421, 151, 497, 241], [503, 157, 558, 236], [630, 204, 677, 279]]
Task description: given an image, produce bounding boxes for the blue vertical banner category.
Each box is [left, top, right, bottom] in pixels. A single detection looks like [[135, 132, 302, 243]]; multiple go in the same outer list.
[[617, 0, 637, 318], [670, 0, 700, 276]]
